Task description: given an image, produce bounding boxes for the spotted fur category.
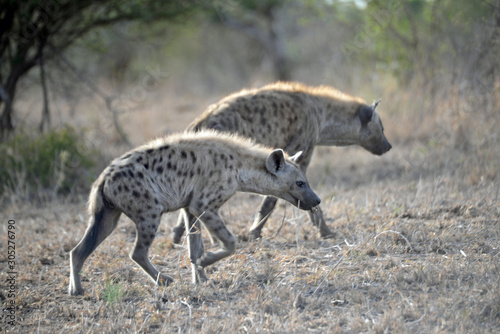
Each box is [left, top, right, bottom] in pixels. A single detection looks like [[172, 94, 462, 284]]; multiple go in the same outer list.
[[68, 131, 320, 295], [173, 82, 392, 240]]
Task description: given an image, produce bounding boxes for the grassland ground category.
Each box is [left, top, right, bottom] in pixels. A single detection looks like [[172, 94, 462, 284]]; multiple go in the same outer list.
[[1, 140, 499, 333]]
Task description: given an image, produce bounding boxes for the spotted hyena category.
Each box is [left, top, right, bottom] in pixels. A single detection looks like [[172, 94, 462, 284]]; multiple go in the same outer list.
[[68, 131, 320, 295], [172, 82, 391, 242]]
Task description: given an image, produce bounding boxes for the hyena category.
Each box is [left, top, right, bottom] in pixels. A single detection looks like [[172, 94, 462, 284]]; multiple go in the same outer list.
[[172, 82, 391, 241], [68, 131, 320, 295]]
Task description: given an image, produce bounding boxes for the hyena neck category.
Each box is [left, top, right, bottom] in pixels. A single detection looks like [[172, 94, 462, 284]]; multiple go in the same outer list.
[[236, 159, 276, 197], [314, 96, 361, 147]]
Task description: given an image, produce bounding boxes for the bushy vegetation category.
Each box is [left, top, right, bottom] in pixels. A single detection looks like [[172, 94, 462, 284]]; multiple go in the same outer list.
[[0, 126, 100, 201]]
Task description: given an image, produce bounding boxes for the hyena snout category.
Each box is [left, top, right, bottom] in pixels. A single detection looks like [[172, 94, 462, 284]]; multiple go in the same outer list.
[[367, 135, 392, 156], [296, 187, 321, 210]]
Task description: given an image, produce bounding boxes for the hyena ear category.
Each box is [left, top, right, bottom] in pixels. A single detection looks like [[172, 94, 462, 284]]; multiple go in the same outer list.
[[359, 105, 373, 125], [266, 149, 286, 175], [372, 98, 382, 111], [289, 151, 302, 162]]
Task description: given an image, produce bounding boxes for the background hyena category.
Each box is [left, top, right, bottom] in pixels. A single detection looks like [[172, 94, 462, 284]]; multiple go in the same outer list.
[[172, 81, 392, 241], [69, 131, 320, 295]]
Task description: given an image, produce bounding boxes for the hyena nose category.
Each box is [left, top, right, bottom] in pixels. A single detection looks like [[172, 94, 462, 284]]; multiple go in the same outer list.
[[315, 196, 321, 206]]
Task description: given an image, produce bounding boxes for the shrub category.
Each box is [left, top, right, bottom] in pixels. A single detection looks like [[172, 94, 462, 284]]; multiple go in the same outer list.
[[0, 126, 101, 200]]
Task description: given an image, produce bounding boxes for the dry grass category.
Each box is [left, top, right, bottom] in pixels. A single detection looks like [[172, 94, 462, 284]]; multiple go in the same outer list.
[[2, 62, 499, 332], [1, 133, 499, 333]]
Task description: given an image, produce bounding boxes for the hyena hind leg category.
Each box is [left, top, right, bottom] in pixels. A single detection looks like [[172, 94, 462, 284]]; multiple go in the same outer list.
[[183, 210, 208, 284], [171, 211, 186, 244], [130, 217, 174, 286], [69, 207, 121, 296]]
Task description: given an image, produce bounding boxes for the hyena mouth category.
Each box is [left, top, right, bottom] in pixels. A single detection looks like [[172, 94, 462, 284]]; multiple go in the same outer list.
[[311, 206, 320, 213]]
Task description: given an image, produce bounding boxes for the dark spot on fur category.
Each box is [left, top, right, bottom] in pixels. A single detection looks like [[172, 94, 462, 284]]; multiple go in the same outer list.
[[144, 163, 149, 170], [138, 172, 144, 179], [181, 151, 187, 159], [150, 233, 155, 239], [190, 151, 196, 163], [144, 240, 151, 247], [146, 149, 154, 154], [160, 145, 170, 151], [113, 190, 117, 196], [124, 185, 130, 192], [118, 185, 122, 192], [154, 198, 159, 205], [136, 156, 143, 163], [144, 192, 150, 200], [157, 166, 163, 173], [121, 153, 132, 160], [197, 167, 201, 175], [128, 169, 134, 178], [189, 171, 194, 178], [137, 209, 143, 214], [132, 190, 140, 198], [167, 162, 172, 169], [151, 214, 157, 219]]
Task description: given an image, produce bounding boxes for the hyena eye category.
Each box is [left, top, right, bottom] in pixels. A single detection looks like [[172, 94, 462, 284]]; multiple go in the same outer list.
[[296, 181, 305, 188]]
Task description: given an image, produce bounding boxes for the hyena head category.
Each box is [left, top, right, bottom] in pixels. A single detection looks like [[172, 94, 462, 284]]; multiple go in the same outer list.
[[265, 149, 321, 210], [357, 100, 392, 155]]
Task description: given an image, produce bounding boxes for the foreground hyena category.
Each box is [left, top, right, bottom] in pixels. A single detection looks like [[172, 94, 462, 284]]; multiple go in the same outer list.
[[172, 82, 391, 241], [69, 131, 320, 295]]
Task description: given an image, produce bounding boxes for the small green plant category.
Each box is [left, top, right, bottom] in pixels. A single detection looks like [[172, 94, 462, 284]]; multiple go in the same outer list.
[[0, 126, 100, 198], [103, 280, 124, 304]]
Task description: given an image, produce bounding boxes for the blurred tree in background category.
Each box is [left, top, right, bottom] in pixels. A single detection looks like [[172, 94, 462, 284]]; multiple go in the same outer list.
[[0, 0, 498, 139], [0, 0, 197, 138]]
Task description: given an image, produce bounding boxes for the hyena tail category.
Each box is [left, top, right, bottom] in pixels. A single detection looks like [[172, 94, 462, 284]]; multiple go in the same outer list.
[[69, 174, 121, 295]]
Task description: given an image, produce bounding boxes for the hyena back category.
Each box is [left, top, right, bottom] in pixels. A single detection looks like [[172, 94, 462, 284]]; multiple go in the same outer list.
[[68, 131, 320, 295], [172, 81, 391, 241]]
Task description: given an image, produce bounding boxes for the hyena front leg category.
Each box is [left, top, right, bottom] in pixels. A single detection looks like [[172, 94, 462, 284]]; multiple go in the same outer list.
[[173, 209, 218, 245], [130, 215, 173, 286], [248, 196, 278, 240], [181, 210, 208, 283], [69, 207, 121, 295], [308, 208, 334, 238], [192, 209, 236, 268]]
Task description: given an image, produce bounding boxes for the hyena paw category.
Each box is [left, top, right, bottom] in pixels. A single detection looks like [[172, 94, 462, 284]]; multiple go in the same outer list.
[[68, 285, 84, 296], [156, 274, 174, 286], [248, 229, 262, 241]]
